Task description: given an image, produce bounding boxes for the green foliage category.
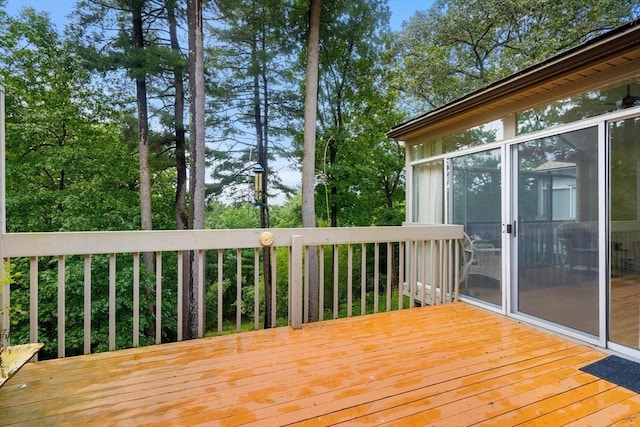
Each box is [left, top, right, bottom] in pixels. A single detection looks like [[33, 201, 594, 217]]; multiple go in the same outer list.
[[392, 0, 640, 111], [325, 288, 410, 319], [270, 195, 303, 228], [71, 0, 187, 82], [203, 240, 407, 335], [0, 8, 180, 357], [206, 200, 261, 229], [0, 9, 145, 232], [293, 0, 406, 228], [8, 254, 166, 359], [318, 242, 401, 314], [205, 276, 233, 332]]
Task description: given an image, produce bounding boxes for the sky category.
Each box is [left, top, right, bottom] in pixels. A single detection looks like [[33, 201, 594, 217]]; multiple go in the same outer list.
[[6, 0, 434, 31]]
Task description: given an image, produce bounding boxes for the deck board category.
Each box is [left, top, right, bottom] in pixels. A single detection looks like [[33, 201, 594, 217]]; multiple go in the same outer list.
[[2, 303, 640, 426]]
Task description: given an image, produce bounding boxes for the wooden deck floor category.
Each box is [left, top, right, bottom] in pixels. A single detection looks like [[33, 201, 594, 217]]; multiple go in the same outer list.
[[2, 303, 640, 426]]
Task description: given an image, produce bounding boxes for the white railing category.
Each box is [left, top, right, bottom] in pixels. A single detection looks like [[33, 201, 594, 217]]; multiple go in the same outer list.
[[0, 225, 463, 359]]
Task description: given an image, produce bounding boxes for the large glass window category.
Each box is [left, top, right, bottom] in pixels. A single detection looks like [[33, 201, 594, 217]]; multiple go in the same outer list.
[[609, 117, 640, 349], [412, 119, 504, 161], [517, 78, 640, 134], [412, 161, 444, 223]]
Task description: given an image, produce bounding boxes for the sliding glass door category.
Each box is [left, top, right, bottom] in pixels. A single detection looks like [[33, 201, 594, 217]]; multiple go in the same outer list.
[[609, 116, 640, 350], [450, 148, 502, 307], [514, 126, 599, 336], [446, 116, 640, 348]]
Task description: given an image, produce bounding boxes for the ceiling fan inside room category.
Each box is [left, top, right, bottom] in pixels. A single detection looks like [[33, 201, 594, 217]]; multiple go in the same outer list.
[[621, 84, 640, 109]]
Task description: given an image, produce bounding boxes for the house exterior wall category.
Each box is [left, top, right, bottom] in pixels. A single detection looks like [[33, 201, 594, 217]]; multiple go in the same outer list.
[[390, 21, 640, 357]]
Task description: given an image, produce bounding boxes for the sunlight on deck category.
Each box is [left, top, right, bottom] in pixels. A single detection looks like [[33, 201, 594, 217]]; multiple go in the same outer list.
[[2, 303, 640, 426]]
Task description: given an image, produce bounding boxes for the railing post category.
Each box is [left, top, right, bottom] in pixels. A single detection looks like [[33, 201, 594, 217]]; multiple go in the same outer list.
[[409, 240, 417, 308], [291, 235, 303, 329], [0, 86, 7, 350], [58, 255, 66, 358], [197, 250, 205, 338]]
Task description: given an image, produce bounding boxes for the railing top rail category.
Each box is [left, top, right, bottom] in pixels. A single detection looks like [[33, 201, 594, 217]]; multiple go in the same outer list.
[[0, 225, 463, 258]]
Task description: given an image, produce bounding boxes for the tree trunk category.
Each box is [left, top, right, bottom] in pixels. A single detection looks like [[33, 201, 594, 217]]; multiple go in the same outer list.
[[166, 0, 192, 337], [132, 2, 153, 264], [329, 137, 338, 228], [251, 38, 274, 328], [167, 0, 187, 232], [185, 0, 206, 340], [132, 0, 155, 338], [302, 0, 322, 322]]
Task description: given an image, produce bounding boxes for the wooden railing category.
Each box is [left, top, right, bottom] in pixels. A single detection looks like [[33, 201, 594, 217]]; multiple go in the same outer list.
[[0, 225, 463, 359]]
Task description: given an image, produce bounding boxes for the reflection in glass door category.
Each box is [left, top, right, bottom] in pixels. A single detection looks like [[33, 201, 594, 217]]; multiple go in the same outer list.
[[515, 127, 599, 336], [450, 148, 502, 307], [609, 117, 640, 349]]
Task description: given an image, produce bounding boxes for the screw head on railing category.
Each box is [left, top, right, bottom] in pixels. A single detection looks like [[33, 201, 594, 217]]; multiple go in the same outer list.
[[259, 231, 274, 247]]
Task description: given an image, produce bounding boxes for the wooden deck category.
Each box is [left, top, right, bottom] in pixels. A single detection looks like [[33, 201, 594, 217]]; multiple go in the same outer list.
[[2, 303, 640, 426]]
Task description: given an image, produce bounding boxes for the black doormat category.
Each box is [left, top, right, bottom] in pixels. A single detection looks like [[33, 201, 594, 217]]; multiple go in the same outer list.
[[580, 355, 640, 394]]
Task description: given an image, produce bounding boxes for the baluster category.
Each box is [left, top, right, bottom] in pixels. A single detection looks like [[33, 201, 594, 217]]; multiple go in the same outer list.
[[29, 257, 38, 352], [271, 247, 277, 328], [319, 245, 324, 321], [133, 252, 140, 347], [155, 252, 162, 344], [217, 249, 223, 335], [84, 254, 91, 354], [291, 235, 302, 329], [109, 253, 116, 351], [236, 248, 242, 333], [386, 242, 392, 312], [333, 244, 338, 319], [197, 250, 205, 338], [254, 247, 260, 330], [177, 250, 183, 341], [361, 243, 366, 315], [409, 240, 416, 308], [399, 242, 404, 310], [421, 240, 427, 307], [58, 256, 65, 358], [304, 245, 309, 324], [374, 242, 380, 313], [347, 244, 353, 317], [430, 240, 436, 306]]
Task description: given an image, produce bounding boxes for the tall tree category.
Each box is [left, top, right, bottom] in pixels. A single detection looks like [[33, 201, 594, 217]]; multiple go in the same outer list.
[[209, 0, 298, 327], [185, 0, 206, 339], [166, 0, 188, 231], [72, 0, 193, 231], [314, 0, 391, 228], [163, 0, 193, 340], [302, 0, 321, 321], [131, 0, 154, 275], [71, 0, 173, 274]]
